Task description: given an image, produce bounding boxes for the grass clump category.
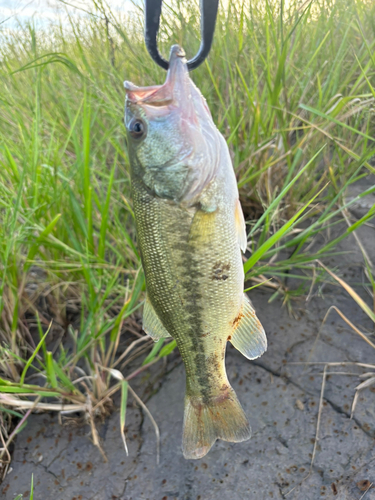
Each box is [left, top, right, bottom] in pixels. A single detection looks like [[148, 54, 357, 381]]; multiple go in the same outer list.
[[0, 0, 374, 470]]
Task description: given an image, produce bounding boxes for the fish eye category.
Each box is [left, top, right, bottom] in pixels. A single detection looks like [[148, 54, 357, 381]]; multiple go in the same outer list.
[[128, 118, 146, 140]]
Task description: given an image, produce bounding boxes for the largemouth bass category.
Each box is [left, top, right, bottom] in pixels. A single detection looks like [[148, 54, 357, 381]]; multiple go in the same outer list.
[[124, 45, 267, 459]]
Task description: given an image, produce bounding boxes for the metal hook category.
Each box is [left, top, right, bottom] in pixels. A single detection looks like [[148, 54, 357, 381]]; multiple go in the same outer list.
[[144, 0, 219, 71]]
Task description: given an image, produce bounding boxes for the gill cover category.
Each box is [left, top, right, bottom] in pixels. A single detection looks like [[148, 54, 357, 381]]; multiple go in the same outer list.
[[124, 45, 221, 205]]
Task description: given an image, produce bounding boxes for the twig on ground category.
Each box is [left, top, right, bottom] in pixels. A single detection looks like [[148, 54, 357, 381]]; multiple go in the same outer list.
[[351, 377, 375, 418], [285, 364, 328, 497], [112, 336, 149, 369], [0, 396, 86, 412], [310, 365, 327, 473], [87, 395, 107, 462], [0, 395, 41, 477], [128, 384, 160, 465], [359, 482, 373, 500]]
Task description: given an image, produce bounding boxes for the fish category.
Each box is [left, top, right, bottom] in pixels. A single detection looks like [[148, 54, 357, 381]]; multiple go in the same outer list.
[[124, 45, 267, 460]]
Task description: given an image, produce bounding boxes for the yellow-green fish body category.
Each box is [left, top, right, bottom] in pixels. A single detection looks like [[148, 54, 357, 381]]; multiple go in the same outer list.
[[125, 46, 266, 459]]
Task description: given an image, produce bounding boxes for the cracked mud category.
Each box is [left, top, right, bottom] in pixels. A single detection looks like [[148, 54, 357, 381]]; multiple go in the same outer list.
[[2, 224, 375, 500]]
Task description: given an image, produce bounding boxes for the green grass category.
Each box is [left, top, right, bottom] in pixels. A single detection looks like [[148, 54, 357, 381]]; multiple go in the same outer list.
[[0, 0, 375, 464]]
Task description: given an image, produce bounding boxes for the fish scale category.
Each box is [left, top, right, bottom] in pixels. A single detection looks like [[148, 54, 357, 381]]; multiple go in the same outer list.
[[133, 180, 236, 399], [125, 45, 267, 459]]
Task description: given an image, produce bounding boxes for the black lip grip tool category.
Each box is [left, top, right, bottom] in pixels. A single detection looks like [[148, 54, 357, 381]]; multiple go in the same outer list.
[[144, 0, 219, 71]]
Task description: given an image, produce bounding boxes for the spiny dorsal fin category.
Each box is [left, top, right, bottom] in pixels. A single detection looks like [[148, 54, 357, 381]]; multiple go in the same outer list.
[[143, 294, 172, 341], [229, 294, 267, 359], [235, 199, 247, 253]]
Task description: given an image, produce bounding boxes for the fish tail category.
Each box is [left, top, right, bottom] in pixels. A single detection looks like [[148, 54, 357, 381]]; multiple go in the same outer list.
[[182, 386, 251, 459]]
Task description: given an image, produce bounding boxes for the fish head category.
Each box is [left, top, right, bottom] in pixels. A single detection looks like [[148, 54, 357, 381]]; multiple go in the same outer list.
[[124, 45, 222, 203]]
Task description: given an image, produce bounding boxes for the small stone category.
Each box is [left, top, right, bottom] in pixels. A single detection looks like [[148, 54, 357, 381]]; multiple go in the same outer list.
[[295, 399, 305, 411]]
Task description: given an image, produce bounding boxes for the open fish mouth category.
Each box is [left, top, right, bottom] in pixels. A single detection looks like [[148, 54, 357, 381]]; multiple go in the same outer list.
[[124, 45, 190, 108]]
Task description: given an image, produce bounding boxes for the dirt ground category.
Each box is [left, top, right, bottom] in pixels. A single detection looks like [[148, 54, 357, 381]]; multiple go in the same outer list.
[[2, 219, 375, 500]]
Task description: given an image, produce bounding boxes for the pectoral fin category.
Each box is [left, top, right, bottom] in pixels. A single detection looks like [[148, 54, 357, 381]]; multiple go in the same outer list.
[[235, 199, 247, 253], [143, 295, 172, 341], [230, 294, 267, 359]]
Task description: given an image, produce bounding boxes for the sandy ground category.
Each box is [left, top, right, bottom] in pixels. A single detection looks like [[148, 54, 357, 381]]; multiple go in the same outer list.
[[2, 219, 375, 500]]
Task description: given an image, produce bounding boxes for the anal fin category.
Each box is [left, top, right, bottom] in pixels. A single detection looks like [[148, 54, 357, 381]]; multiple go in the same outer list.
[[230, 294, 267, 359], [143, 294, 172, 341]]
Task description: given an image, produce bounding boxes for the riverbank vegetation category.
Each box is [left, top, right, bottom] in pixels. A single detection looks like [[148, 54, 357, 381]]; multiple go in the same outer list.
[[0, 0, 374, 474]]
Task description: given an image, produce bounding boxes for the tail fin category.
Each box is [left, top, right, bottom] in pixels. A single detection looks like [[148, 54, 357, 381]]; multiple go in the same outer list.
[[182, 387, 251, 459]]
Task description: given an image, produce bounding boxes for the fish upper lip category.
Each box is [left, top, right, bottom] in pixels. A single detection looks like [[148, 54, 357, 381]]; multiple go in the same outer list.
[[169, 44, 186, 62], [124, 45, 189, 105]]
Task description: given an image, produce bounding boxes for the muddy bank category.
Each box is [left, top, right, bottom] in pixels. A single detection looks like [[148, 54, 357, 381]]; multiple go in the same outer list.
[[2, 225, 375, 500]]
